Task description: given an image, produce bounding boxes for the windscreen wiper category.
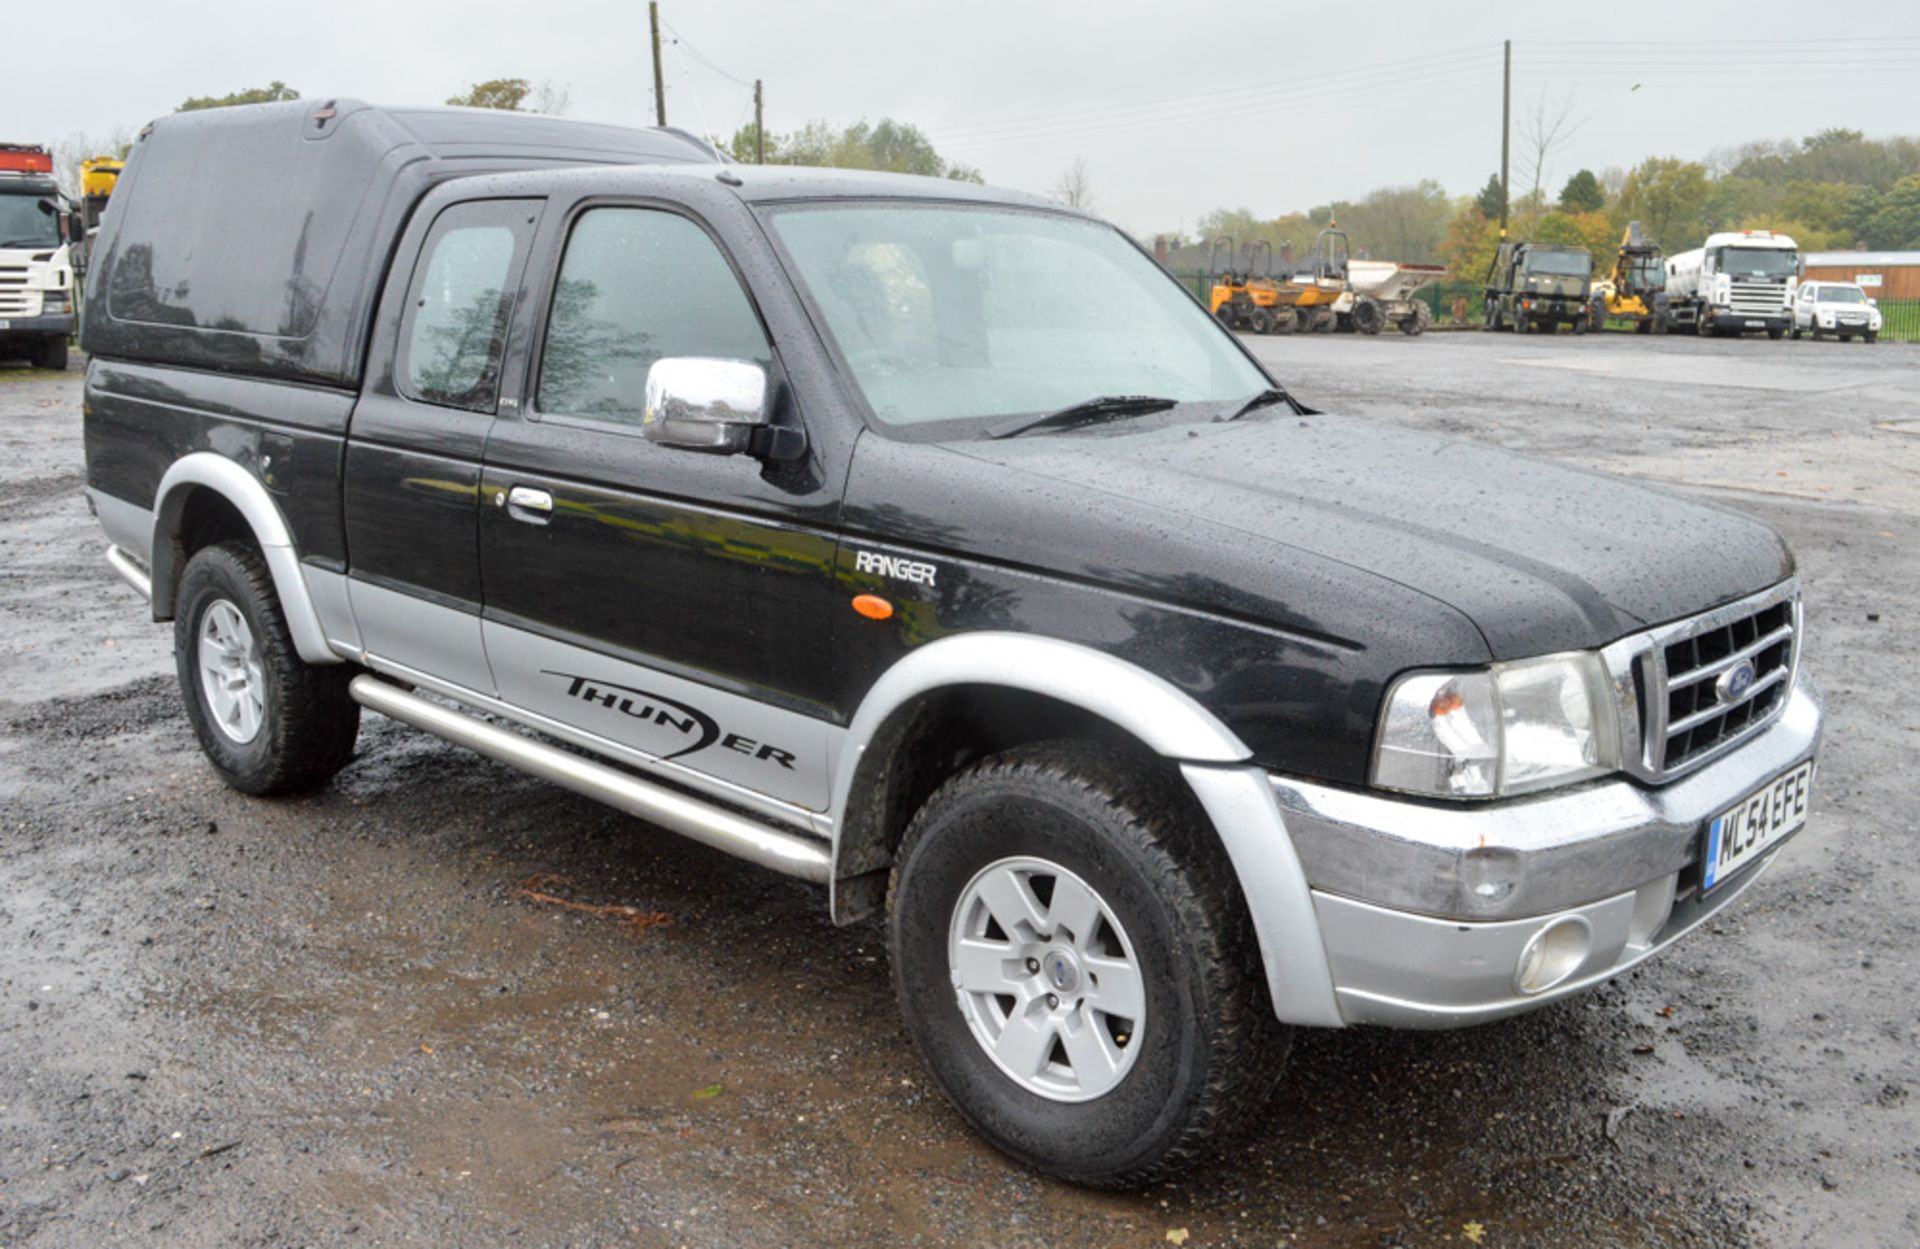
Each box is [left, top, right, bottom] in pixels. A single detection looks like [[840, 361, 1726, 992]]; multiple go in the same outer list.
[[986, 394, 1177, 440], [1217, 387, 1295, 422]]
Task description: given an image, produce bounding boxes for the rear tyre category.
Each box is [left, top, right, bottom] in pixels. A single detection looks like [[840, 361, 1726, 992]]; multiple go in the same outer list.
[[1398, 300, 1431, 336], [1272, 306, 1299, 335], [1247, 307, 1275, 335], [888, 742, 1288, 1188], [174, 541, 360, 795]]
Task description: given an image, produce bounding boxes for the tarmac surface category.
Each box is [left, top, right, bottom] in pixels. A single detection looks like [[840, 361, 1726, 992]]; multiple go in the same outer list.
[[2, 330, 1916, 1247]]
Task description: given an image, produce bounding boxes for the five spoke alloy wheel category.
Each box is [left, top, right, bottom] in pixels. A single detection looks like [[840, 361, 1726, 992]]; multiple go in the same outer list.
[[948, 856, 1144, 1102], [197, 598, 266, 744]]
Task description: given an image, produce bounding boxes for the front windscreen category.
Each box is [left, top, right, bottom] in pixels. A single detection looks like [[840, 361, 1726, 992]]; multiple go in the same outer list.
[[767, 202, 1269, 435], [1715, 247, 1798, 279], [1817, 286, 1866, 303], [1628, 256, 1666, 289], [0, 191, 60, 249], [1525, 250, 1590, 278]]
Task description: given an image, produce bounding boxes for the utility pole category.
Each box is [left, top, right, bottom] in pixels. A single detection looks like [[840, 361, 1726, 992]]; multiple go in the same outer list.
[[1499, 38, 1511, 239], [754, 79, 764, 163], [649, 1, 667, 127]]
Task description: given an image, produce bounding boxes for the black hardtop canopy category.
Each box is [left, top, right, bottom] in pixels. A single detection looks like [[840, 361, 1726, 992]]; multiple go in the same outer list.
[[80, 98, 720, 387]]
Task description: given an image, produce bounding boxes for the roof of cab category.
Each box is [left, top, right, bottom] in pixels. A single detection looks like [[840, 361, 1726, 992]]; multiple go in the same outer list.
[[463, 158, 1071, 212]]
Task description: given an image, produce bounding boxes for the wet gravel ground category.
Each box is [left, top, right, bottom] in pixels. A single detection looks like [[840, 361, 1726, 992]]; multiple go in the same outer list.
[[2, 333, 1916, 1248]]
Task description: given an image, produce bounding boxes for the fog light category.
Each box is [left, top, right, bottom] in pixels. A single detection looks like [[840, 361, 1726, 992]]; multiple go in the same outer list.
[[1514, 915, 1592, 995]]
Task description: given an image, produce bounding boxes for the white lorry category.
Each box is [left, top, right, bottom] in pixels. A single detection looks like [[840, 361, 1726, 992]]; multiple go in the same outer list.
[[1664, 229, 1798, 339], [0, 143, 78, 370]]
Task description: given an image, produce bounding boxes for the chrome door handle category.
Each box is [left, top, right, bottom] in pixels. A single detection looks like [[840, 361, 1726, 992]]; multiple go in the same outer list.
[[504, 485, 553, 522]]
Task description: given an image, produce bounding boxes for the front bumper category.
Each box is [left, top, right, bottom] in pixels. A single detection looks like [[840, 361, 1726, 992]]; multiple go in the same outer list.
[[1275, 670, 1822, 1028], [0, 312, 73, 335]]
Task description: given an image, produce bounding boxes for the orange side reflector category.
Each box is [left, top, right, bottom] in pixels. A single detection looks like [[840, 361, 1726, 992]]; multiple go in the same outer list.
[[851, 594, 894, 620]]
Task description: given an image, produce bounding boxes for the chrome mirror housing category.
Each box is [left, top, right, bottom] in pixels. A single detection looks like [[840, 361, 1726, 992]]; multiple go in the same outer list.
[[642, 358, 772, 455]]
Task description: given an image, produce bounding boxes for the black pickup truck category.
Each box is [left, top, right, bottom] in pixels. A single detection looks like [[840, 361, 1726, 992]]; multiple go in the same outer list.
[[81, 100, 1823, 1186]]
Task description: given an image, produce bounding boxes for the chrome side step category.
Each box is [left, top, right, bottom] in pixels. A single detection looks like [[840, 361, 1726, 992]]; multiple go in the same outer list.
[[106, 546, 152, 602], [348, 676, 832, 883]]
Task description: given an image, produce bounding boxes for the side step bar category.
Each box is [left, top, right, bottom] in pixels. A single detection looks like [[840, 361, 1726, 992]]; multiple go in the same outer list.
[[348, 676, 832, 883], [107, 546, 152, 602]]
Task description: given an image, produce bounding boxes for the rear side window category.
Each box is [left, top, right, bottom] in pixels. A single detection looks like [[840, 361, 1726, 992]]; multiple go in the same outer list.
[[398, 200, 537, 411], [536, 207, 770, 429]]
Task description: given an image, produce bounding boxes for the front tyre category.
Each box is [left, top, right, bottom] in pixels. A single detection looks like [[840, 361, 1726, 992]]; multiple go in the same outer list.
[[175, 541, 359, 795], [888, 742, 1287, 1187]]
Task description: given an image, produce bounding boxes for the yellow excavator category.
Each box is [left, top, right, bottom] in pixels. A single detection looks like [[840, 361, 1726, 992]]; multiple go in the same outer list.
[[1591, 220, 1670, 334]]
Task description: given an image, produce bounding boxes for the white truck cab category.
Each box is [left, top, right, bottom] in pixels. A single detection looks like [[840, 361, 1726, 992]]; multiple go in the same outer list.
[[1665, 229, 1798, 339], [1791, 280, 1881, 343], [0, 143, 77, 371]]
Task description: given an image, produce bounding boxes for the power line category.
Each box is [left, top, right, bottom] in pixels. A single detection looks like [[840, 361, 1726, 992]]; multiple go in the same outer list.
[[928, 42, 1495, 140], [659, 19, 757, 91], [936, 59, 1489, 155]]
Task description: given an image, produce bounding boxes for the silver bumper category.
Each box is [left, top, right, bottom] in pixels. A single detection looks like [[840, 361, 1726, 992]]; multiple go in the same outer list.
[[1275, 670, 1822, 1028]]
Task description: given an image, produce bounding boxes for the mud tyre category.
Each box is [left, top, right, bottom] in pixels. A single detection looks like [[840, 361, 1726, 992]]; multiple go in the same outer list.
[[1351, 296, 1386, 335], [888, 742, 1287, 1188], [174, 541, 359, 795]]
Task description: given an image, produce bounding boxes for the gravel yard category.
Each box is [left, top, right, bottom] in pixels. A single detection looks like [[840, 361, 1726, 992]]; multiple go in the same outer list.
[[2, 331, 1916, 1247]]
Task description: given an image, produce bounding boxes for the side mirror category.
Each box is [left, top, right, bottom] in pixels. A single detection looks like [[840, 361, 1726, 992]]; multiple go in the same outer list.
[[1868, 297, 1879, 307], [642, 357, 803, 460], [68, 210, 86, 243]]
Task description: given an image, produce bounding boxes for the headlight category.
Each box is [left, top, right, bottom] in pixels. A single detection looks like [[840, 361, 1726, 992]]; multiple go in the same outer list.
[[1372, 653, 1620, 799]]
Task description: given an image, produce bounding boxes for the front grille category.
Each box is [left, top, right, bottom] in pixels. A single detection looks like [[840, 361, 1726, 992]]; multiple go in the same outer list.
[[1637, 585, 1798, 778], [1728, 281, 1787, 316]]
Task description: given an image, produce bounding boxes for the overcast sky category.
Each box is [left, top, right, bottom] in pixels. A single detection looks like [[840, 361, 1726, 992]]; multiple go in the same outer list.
[[17, 0, 1920, 232]]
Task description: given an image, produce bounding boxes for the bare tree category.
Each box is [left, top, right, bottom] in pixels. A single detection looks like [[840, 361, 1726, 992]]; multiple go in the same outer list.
[[1516, 92, 1588, 211], [1052, 156, 1095, 211], [532, 80, 573, 117], [54, 128, 134, 201]]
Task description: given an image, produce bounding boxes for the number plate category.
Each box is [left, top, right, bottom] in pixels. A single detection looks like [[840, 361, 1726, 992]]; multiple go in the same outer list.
[[1702, 760, 1813, 893], [1744, 320, 1765, 328]]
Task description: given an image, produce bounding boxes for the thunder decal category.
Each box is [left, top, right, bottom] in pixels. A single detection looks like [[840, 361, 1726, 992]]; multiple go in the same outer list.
[[545, 671, 797, 769]]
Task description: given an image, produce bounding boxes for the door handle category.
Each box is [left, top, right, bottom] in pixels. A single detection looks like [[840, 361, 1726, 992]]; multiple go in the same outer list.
[[504, 485, 553, 523]]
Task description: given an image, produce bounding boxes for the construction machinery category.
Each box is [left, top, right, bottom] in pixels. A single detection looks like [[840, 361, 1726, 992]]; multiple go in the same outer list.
[[1206, 227, 1352, 335], [1590, 221, 1669, 334], [1341, 260, 1444, 335], [79, 156, 123, 232], [1207, 237, 1285, 334], [1484, 241, 1594, 334]]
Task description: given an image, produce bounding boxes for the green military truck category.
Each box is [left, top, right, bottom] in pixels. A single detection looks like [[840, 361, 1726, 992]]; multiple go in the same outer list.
[[1484, 241, 1595, 335]]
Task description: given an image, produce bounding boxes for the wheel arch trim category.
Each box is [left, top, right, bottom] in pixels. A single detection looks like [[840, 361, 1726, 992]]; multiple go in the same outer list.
[[149, 453, 339, 664], [828, 632, 1344, 1028]]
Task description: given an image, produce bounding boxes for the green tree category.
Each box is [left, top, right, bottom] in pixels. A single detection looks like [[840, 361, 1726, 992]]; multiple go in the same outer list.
[[1859, 174, 1920, 249], [447, 78, 532, 111], [1332, 180, 1452, 262], [1534, 210, 1587, 251], [724, 117, 981, 182], [1558, 169, 1604, 213], [177, 82, 298, 112], [1618, 157, 1713, 252], [1440, 199, 1502, 282], [1474, 173, 1505, 220]]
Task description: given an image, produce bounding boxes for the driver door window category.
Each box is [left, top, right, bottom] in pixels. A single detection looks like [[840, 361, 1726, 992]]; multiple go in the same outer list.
[[535, 207, 771, 430]]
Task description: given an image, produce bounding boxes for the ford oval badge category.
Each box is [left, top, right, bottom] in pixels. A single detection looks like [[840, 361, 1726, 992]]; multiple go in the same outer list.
[[1715, 660, 1758, 705]]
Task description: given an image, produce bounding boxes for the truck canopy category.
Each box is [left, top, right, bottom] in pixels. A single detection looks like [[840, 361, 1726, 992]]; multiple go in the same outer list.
[[81, 99, 720, 388]]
